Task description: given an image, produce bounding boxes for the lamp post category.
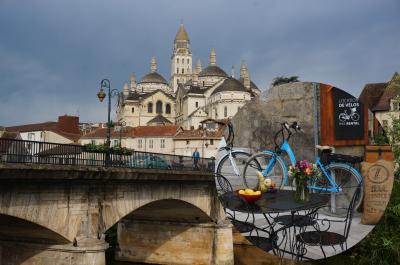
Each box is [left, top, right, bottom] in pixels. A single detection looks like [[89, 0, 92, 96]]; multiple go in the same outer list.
[[118, 120, 126, 148], [97, 79, 119, 166]]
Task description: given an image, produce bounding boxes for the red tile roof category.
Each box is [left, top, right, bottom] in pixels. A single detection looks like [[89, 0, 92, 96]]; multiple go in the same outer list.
[[133, 125, 178, 137], [80, 127, 135, 139], [358, 83, 387, 110], [371, 73, 400, 111], [174, 128, 224, 140], [6, 121, 81, 142]]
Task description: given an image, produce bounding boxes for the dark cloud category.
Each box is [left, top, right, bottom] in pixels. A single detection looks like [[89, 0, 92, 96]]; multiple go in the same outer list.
[[1, 0, 399, 125]]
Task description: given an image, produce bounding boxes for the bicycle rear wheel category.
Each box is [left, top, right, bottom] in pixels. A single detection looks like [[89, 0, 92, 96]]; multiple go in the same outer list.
[[242, 152, 286, 190], [322, 163, 364, 216], [216, 151, 252, 191]]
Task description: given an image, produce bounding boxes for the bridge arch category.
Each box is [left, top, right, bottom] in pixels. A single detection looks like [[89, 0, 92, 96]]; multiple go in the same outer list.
[[0, 214, 70, 244], [102, 182, 221, 233]]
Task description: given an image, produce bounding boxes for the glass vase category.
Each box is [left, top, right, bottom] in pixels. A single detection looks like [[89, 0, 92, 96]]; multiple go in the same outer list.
[[294, 181, 310, 203]]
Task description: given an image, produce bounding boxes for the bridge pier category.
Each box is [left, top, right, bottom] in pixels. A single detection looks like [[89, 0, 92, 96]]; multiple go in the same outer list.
[[0, 238, 108, 265], [116, 219, 233, 265]]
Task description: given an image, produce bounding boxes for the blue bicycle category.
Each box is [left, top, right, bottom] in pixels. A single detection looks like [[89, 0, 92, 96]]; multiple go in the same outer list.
[[242, 121, 364, 216]]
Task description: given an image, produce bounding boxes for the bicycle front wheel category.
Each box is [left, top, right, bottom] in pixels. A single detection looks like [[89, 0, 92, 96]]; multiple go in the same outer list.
[[324, 163, 364, 216], [242, 152, 286, 190], [216, 151, 252, 191]]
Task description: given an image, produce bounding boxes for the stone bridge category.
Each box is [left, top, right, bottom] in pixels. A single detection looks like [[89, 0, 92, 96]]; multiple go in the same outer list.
[[0, 163, 233, 265]]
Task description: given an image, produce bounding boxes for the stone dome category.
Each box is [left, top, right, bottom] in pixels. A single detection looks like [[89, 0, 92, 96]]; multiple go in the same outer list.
[[139, 72, 168, 85], [211, 77, 248, 95], [198, 65, 228, 78]]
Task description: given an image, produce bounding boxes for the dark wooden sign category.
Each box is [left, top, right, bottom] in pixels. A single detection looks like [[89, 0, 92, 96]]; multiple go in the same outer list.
[[320, 84, 368, 146], [332, 87, 365, 140]]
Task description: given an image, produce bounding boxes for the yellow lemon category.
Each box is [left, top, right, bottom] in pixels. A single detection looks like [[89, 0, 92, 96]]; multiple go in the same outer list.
[[239, 190, 245, 195], [244, 189, 253, 195], [254, 191, 261, 195]]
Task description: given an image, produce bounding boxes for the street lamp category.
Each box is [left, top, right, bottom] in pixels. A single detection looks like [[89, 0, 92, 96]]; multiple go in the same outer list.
[[97, 79, 119, 166], [118, 120, 126, 148]]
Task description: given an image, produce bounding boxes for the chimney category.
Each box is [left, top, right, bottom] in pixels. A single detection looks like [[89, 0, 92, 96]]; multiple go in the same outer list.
[[57, 115, 80, 134]]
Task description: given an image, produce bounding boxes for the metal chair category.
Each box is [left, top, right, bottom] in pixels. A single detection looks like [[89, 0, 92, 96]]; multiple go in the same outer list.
[[295, 182, 363, 260], [215, 174, 255, 233], [215, 174, 277, 253]]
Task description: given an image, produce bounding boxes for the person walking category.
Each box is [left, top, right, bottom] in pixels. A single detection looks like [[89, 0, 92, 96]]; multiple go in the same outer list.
[[192, 148, 200, 170]]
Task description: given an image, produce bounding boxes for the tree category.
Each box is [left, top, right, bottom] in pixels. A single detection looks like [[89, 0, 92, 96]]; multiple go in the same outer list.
[[388, 96, 400, 178], [271, 76, 300, 87]]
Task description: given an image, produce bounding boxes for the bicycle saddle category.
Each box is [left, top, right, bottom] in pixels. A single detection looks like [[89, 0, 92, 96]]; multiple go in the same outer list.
[[315, 145, 334, 151]]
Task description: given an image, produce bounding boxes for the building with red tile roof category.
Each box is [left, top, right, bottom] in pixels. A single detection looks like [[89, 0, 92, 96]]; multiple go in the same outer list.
[[359, 72, 400, 140], [6, 115, 81, 143]]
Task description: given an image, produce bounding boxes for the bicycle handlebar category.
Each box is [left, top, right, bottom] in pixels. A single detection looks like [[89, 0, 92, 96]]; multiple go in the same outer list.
[[225, 121, 234, 149], [273, 121, 302, 150]]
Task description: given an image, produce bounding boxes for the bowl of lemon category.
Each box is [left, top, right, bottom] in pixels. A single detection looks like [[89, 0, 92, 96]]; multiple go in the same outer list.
[[238, 188, 262, 202]]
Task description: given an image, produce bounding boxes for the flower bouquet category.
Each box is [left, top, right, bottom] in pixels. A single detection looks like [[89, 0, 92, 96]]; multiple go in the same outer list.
[[289, 160, 318, 202]]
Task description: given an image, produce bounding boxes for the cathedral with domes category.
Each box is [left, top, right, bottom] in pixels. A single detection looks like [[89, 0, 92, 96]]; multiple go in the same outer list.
[[117, 24, 260, 129]]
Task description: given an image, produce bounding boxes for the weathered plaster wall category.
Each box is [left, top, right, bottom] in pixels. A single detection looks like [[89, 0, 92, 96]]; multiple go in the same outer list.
[[232, 82, 316, 161]]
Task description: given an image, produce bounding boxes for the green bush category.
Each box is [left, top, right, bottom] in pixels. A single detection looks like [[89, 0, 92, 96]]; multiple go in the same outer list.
[[83, 143, 133, 155], [374, 134, 389, 145]]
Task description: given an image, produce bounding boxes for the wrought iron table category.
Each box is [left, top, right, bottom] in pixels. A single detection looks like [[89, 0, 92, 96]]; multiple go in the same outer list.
[[219, 190, 329, 259]]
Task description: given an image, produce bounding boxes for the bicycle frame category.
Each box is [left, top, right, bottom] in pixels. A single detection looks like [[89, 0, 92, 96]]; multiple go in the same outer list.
[[261, 139, 345, 193], [215, 148, 241, 176]]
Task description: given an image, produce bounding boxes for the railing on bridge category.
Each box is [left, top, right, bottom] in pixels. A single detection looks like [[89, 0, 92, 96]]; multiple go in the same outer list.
[[0, 138, 215, 172]]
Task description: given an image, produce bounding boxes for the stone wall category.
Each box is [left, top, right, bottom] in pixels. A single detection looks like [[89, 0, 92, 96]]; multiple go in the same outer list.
[[0, 164, 229, 265], [232, 82, 316, 161]]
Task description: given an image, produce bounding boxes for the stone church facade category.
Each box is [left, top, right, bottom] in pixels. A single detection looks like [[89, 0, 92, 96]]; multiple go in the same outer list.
[[117, 24, 260, 129]]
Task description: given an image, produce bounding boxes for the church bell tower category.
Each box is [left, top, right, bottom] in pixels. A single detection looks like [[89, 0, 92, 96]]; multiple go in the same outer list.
[[171, 23, 192, 92]]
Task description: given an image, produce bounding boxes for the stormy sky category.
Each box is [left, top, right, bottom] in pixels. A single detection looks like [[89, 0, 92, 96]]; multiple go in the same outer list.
[[1, 0, 399, 126]]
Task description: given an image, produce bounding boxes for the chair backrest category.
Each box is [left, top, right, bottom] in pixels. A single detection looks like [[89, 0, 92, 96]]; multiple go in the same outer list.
[[215, 174, 233, 195], [343, 182, 363, 239]]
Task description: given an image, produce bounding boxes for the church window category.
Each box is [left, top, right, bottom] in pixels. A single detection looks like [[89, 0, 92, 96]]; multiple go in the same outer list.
[[186, 140, 190, 145], [210, 139, 214, 145], [138, 139, 142, 149], [202, 81, 205, 86], [156, 101, 163, 114], [195, 101, 198, 108], [149, 139, 154, 149], [161, 139, 165, 148], [148, 102, 153, 113], [131, 107, 134, 113], [182, 68, 184, 74], [177, 68, 179, 74], [177, 58, 179, 64], [187, 59, 189, 64], [224, 106, 228, 117], [166, 103, 171, 114]]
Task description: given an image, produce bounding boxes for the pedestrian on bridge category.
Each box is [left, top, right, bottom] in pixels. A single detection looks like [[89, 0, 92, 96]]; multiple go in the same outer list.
[[192, 148, 200, 170]]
